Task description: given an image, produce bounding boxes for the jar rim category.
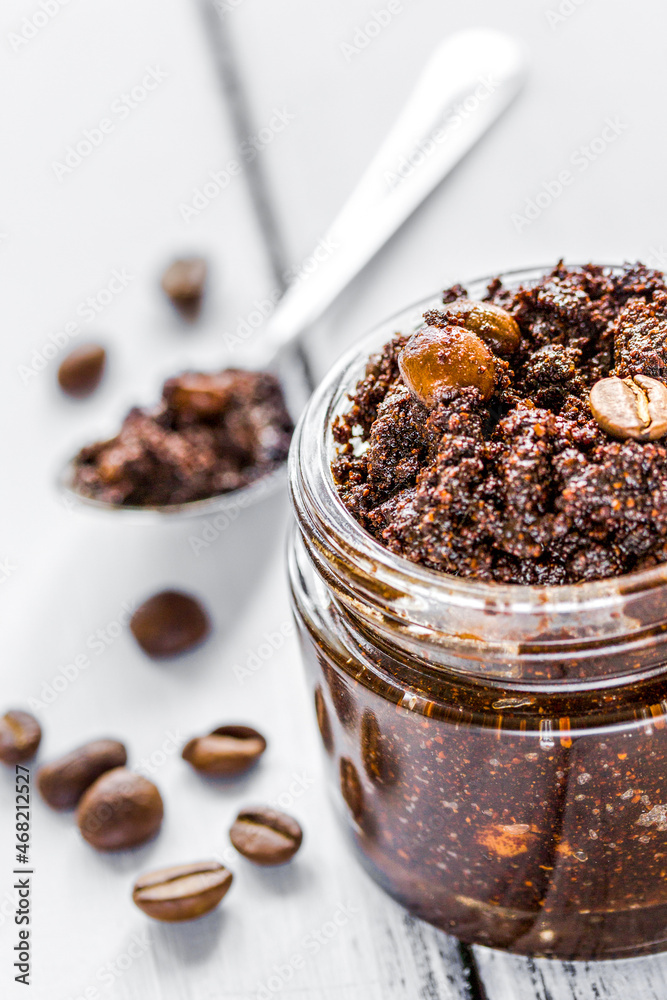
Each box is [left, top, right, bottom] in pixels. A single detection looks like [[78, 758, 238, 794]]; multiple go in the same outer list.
[[293, 264, 667, 608], [289, 264, 667, 679]]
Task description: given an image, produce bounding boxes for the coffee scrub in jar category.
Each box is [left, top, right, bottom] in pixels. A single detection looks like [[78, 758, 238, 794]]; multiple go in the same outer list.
[[288, 263, 667, 960]]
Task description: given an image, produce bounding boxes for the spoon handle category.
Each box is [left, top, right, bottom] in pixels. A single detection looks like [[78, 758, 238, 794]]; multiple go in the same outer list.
[[262, 28, 526, 361]]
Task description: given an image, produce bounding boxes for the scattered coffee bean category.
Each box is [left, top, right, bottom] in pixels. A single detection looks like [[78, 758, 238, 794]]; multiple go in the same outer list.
[[229, 807, 303, 865], [182, 725, 266, 776], [58, 344, 106, 398], [398, 325, 496, 407], [130, 591, 210, 659], [0, 710, 41, 765], [339, 757, 364, 822], [37, 739, 127, 810], [441, 299, 521, 356], [76, 767, 164, 851], [360, 711, 397, 786], [132, 861, 233, 922], [161, 257, 207, 318], [314, 688, 334, 755], [590, 374, 667, 441]]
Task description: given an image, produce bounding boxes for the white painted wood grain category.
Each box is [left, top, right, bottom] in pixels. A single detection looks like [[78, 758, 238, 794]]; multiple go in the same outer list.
[[0, 505, 477, 1000], [4, 0, 667, 997], [474, 947, 667, 1000]]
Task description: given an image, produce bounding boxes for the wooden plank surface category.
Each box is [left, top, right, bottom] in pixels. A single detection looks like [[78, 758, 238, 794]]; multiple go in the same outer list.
[[475, 948, 667, 1000], [221, 1, 667, 996], [3, 0, 667, 997]]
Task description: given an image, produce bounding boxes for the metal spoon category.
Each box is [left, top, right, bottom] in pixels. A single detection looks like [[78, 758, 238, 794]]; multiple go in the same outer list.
[[60, 28, 525, 518]]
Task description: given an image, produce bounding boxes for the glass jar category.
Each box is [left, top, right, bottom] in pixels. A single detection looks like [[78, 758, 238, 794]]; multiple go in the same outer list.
[[287, 267, 667, 961]]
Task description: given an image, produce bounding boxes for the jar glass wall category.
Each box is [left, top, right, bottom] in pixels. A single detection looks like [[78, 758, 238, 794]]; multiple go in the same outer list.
[[287, 269, 667, 960]]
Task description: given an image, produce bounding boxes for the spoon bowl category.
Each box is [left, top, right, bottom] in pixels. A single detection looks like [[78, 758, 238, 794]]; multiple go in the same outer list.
[[59, 29, 526, 519]]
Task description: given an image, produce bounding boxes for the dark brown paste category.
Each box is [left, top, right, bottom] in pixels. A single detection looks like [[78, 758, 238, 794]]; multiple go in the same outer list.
[[333, 262, 667, 584], [72, 369, 293, 506]]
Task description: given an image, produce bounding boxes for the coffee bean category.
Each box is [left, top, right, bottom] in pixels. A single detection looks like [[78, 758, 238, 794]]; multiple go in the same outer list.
[[58, 344, 106, 398], [441, 299, 521, 356], [360, 711, 397, 786], [130, 591, 210, 659], [161, 257, 207, 319], [76, 767, 163, 851], [182, 725, 266, 776], [590, 374, 667, 441], [229, 807, 303, 865], [339, 757, 364, 822], [314, 688, 334, 755], [37, 739, 127, 810], [0, 710, 41, 765], [163, 372, 233, 419], [132, 861, 233, 922], [399, 325, 496, 407]]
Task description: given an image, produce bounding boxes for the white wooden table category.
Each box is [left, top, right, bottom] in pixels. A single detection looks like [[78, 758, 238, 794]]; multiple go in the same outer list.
[[2, 1, 667, 997]]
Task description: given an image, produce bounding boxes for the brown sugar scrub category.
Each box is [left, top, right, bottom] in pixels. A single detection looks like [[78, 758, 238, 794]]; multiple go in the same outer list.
[[71, 369, 293, 506], [333, 262, 667, 585], [289, 264, 667, 960]]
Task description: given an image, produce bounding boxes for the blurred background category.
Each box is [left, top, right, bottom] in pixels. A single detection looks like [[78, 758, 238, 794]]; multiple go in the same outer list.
[[2, 1, 667, 998], [3, 0, 665, 550]]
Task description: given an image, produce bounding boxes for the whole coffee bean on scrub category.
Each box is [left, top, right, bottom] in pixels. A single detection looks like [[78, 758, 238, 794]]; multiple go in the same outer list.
[[398, 325, 496, 407], [37, 739, 127, 810], [590, 374, 667, 441], [57, 344, 106, 398], [77, 767, 164, 851], [229, 807, 303, 865], [182, 726, 267, 777], [132, 861, 233, 922], [440, 299, 521, 356], [130, 591, 210, 659], [161, 257, 207, 319], [0, 710, 41, 765]]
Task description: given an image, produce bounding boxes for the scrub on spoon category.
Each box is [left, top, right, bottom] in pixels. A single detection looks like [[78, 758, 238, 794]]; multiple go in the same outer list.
[[61, 29, 525, 518]]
